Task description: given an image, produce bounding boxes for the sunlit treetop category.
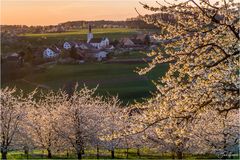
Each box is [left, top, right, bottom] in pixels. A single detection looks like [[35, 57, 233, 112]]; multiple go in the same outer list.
[[137, 0, 239, 116]]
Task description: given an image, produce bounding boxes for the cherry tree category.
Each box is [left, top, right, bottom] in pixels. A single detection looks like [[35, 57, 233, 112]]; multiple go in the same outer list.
[[193, 110, 239, 158], [137, 0, 239, 116], [131, 0, 239, 156], [99, 96, 125, 159], [0, 87, 35, 160], [25, 91, 67, 158], [126, 99, 198, 159], [54, 86, 107, 159]]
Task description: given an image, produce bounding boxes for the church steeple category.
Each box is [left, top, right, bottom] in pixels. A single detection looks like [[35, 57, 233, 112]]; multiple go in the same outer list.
[[87, 24, 93, 43], [88, 24, 92, 33]]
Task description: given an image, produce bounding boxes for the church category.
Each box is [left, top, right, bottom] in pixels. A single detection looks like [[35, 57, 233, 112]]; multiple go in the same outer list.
[[87, 24, 110, 49]]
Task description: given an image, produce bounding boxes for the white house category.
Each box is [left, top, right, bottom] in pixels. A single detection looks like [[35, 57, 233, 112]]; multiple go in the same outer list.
[[63, 42, 80, 50], [43, 48, 59, 58], [95, 51, 108, 61], [90, 38, 110, 49], [100, 37, 110, 48], [63, 42, 72, 50]]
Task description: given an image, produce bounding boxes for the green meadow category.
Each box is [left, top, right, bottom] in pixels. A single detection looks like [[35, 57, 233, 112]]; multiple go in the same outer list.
[[20, 28, 139, 38], [3, 63, 168, 104], [19, 28, 145, 48], [3, 148, 224, 160]]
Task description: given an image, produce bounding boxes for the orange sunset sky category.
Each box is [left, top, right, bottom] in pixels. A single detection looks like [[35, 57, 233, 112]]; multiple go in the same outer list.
[[1, 0, 158, 26]]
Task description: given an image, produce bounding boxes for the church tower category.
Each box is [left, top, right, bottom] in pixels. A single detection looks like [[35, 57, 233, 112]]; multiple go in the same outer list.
[[87, 24, 93, 43]]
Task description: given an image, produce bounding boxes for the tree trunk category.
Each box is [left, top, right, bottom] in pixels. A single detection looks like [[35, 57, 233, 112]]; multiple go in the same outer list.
[[66, 150, 69, 158], [47, 149, 52, 159], [77, 151, 82, 160], [176, 151, 183, 159], [111, 150, 115, 159], [23, 146, 29, 159], [137, 147, 140, 158], [81, 148, 85, 155], [26, 152, 29, 159], [1, 151, 7, 160], [41, 150, 44, 158], [96, 144, 100, 159], [126, 148, 129, 159], [171, 152, 175, 159]]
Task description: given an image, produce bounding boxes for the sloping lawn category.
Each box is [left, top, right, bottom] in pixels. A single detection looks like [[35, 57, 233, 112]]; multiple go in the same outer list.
[[3, 63, 168, 104]]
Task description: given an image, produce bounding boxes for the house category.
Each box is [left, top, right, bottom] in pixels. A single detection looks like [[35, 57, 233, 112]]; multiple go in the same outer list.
[[43, 47, 60, 58], [120, 38, 135, 47], [63, 42, 80, 50], [79, 43, 89, 50], [105, 45, 115, 51], [136, 34, 149, 41], [89, 37, 110, 49], [6, 53, 20, 61], [94, 51, 108, 61], [63, 42, 72, 50], [100, 37, 109, 48], [131, 39, 144, 45]]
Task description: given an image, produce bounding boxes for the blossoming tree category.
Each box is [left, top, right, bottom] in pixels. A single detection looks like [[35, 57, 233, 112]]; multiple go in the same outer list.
[[131, 0, 239, 157], [0, 88, 34, 160]]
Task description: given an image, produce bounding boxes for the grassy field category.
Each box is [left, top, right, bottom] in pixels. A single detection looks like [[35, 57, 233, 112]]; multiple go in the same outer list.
[[114, 51, 148, 59], [3, 148, 229, 160], [20, 28, 139, 38], [3, 62, 168, 104], [19, 28, 146, 47]]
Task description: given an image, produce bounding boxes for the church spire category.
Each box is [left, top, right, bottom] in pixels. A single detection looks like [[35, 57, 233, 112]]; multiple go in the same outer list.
[[87, 23, 93, 43], [88, 24, 92, 33]]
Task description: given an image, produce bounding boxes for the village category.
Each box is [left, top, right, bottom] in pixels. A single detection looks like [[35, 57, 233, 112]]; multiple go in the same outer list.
[[2, 25, 158, 66]]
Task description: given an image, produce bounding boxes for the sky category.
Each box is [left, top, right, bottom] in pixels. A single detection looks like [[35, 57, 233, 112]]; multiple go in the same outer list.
[[1, 0, 158, 26]]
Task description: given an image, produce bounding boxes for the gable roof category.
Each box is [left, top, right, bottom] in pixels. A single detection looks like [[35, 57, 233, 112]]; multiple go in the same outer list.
[[131, 39, 144, 45], [136, 34, 148, 41], [89, 38, 102, 43], [46, 46, 60, 53], [120, 38, 135, 46]]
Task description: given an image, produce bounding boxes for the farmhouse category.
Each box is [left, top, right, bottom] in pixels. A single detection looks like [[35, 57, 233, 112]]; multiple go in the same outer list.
[[6, 53, 19, 61], [63, 42, 81, 50], [78, 43, 95, 50], [43, 47, 60, 58], [63, 42, 71, 50], [95, 51, 108, 61], [120, 38, 135, 47]]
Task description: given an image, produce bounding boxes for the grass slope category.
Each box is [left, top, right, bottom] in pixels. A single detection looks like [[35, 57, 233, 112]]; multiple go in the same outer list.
[[3, 63, 168, 104]]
